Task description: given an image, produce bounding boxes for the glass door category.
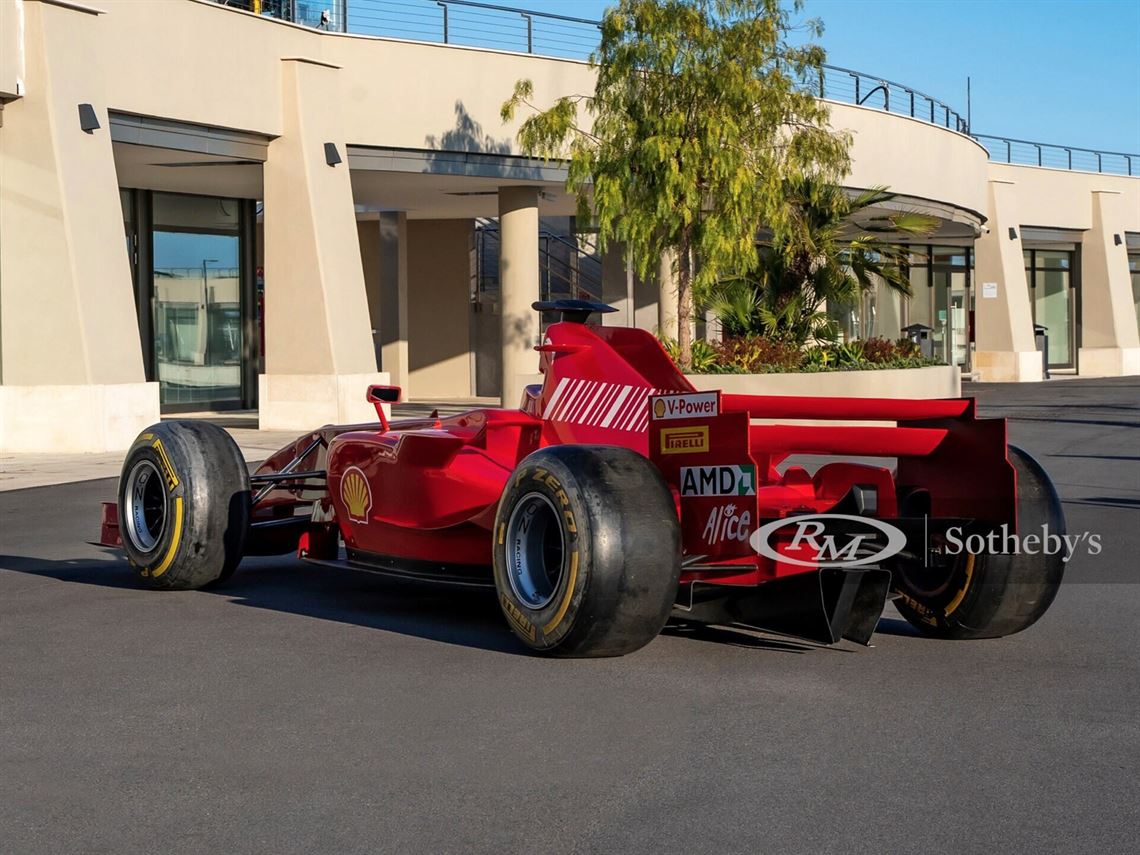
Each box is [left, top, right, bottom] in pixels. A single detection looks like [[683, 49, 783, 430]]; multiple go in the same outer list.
[[151, 193, 244, 409], [1024, 249, 1076, 370], [904, 245, 972, 369]]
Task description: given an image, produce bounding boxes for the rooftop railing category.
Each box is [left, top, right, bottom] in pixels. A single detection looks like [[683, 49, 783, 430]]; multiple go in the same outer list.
[[211, 0, 1138, 176], [974, 134, 1135, 176]]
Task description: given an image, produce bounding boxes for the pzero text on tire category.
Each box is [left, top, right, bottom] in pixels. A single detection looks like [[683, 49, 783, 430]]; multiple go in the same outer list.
[[493, 445, 681, 657], [894, 445, 1065, 639], [118, 421, 250, 590]]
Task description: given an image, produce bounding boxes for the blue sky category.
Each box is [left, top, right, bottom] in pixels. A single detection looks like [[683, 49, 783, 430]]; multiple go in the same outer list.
[[519, 0, 1140, 153]]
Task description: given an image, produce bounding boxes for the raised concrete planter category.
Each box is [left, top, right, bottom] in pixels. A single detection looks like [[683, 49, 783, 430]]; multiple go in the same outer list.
[[1077, 347, 1140, 378], [686, 364, 961, 399], [0, 382, 160, 453]]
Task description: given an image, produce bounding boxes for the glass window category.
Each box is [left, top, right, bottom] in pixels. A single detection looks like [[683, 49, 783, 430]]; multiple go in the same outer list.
[[902, 244, 971, 368], [907, 264, 933, 329], [151, 193, 243, 408], [1024, 249, 1075, 369], [1129, 251, 1140, 337], [932, 246, 967, 267], [1036, 250, 1070, 270], [826, 296, 860, 343]]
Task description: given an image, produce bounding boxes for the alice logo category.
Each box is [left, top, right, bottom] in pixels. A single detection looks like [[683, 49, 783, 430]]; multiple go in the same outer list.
[[341, 467, 372, 522]]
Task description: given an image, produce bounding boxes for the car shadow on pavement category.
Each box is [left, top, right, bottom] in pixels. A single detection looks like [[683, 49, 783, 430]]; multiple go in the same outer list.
[[0, 552, 524, 656], [661, 622, 824, 654], [870, 616, 926, 638], [0, 552, 847, 657]]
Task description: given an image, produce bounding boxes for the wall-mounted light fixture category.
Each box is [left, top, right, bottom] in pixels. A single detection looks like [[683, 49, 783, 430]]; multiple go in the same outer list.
[[78, 103, 100, 133], [1008, 227, 1018, 241], [1114, 234, 1123, 246], [324, 142, 341, 167]]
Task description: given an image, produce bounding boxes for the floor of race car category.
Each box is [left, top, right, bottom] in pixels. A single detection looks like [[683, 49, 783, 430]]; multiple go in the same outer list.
[[1, 377, 1137, 854]]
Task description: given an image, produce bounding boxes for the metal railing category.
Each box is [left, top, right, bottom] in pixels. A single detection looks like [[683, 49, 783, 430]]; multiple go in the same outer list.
[[974, 134, 1135, 176], [475, 219, 603, 304], [817, 63, 968, 133], [210, 0, 1138, 177]]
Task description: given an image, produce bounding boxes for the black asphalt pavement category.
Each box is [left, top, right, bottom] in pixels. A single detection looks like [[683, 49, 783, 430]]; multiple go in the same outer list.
[[2, 378, 1138, 854]]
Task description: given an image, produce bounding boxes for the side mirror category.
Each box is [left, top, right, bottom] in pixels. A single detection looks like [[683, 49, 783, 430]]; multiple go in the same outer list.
[[366, 385, 402, 430], [367, 385, 402, 404]]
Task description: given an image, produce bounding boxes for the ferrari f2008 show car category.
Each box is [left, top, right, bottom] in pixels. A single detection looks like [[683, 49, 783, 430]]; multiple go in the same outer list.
[[99, 300, 1064, 657]]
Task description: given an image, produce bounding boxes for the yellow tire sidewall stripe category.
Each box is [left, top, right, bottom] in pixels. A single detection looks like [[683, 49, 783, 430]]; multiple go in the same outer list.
[[150, 496, 184, 578], [943, 552, 976, 618], [542, 550, 579, 636]]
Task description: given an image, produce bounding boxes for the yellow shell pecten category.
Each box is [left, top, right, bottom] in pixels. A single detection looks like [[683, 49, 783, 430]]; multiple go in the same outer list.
[[342, 469, 371, 520]]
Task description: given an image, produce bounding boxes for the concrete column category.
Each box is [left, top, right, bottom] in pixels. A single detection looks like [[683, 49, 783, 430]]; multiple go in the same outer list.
[[973, 180, 1042, 382], [1078, 191, 1140, 376], [601, 243, 634, 326], [498, 186, 541, 408], [260, 58, 387, 429], [378, 212, 411, 392], [658, 248, 680, 340], [601, 242, 660, 330], [0, 0, 158, 451], [357, 218, 383, 368]]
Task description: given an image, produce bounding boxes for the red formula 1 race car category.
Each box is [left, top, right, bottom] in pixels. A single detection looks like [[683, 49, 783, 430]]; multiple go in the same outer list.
[[99, 300, 1065, 657]]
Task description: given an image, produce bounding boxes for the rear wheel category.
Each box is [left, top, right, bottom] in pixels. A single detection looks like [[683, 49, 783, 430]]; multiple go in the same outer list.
[[894, 445, 1065, 638], [118, 421, 250, 590], [493, 446, 681, 657]]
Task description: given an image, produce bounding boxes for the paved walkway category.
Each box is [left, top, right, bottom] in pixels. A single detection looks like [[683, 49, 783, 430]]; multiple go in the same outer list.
[[0, 401, 485, 492]]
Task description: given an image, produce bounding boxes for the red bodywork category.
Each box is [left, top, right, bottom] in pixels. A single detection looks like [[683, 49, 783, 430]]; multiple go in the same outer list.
[[234, 320, 1016, 594]]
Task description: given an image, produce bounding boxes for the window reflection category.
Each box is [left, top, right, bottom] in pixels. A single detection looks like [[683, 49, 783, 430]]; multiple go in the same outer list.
[[151, 193, 242, 407]]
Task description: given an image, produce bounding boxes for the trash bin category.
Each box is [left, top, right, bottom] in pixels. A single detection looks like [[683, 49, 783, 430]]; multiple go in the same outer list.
[[1034, 324, 1049, 379], [902, 323, 935, 359]]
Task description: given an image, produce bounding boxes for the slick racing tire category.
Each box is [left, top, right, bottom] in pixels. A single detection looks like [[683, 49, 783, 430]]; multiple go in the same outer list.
[[493, 446, 681, 657], [118, 421, 250, 590], [894, 445, 1065, 639]]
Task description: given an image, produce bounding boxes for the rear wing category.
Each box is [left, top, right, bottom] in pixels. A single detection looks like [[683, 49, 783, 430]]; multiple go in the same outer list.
[[649, 390, 1017, 549]]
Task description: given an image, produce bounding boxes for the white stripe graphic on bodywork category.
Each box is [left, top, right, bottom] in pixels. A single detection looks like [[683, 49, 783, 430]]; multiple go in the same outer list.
[[617, 388, 646, 431], [584, 383, 616, 424], [543, 377, 570, 419], [553, 379, 585, 421], [600, 385, 633, 427], [547, 381, 683, 432], [566, 380, 597, 422]]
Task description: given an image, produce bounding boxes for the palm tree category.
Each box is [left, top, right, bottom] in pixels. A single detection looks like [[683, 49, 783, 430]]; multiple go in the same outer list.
[[709, 178, 939, 344]]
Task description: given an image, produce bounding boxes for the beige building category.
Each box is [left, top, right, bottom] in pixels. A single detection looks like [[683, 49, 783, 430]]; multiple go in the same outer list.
[[1, 0, 1138, 452]]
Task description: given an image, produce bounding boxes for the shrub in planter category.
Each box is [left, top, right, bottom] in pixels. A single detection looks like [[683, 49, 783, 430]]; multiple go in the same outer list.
[[713, 336, 802, 373], [860, 336, 923, 363], [663, 333, 941, 374]]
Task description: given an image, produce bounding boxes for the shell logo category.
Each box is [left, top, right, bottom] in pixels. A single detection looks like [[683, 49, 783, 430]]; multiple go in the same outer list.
[[341, 466, 372, 523], [653, 398, 666, 419]]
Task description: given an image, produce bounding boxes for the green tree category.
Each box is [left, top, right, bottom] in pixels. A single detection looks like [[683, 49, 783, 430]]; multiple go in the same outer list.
[[709, 179, 939, 344], [502, 0, 849, 368]]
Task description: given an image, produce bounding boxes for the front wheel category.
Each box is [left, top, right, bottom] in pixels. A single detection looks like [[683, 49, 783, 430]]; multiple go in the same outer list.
[[893, 445, 1065, 639], [493, 446, 681, 657], [118, 421, 250, 590]]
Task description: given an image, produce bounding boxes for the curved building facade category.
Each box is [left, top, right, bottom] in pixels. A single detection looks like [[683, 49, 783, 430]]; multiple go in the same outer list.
[[1, 0, 1137, 450]]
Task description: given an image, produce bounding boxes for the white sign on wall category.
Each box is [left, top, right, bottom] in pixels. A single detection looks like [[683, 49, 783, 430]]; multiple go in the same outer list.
[[982, 282, 998, 299]]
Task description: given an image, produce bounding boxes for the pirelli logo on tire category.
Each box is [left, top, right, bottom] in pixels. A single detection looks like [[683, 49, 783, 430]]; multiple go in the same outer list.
[[659, 426, 709, 455]]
